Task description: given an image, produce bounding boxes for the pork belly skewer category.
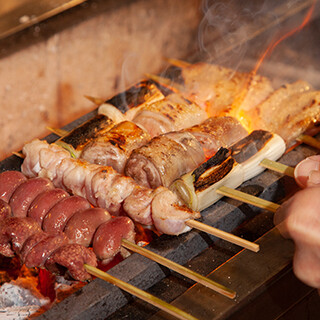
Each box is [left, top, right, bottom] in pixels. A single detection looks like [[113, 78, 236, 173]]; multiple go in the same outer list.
[[80, 120, 151, 174], [99, 92, 207, 138], [125, 116, 248, 188], [149, 61, 320, 148], [0, 170, 236, 299], [146, 61, 274, 117]]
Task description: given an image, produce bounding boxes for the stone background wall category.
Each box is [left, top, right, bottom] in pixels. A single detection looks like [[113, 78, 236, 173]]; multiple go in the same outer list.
[[0, 0, 202, 160]]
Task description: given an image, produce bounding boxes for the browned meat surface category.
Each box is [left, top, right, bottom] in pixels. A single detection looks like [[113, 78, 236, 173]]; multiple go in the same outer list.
[[21, 141, 205, 235], [20, 231, 49, 262], [80, 121, 151, 173], [185, 116, 248, 158], [151, 188, 200, 235], [28, 188, 69, 226], [247, 80, 320, 146], [42, 195, 91, 234], [0, 199, 11, 219], [64, 208, 111, 247], [164, 62, 273, 117], [0, 217, 41, 256], [24, 233, 68, 267], [93, 216, 135, 264], [132, 93, 207, 137], [122, 186, 162, 226], [9, 177, 54, 218], [125, 132, 205, 188], [0, 171, 27, 202], [45, 244, 97, 282]]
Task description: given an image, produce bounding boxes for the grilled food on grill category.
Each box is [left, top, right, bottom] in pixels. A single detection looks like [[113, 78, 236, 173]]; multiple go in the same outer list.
[[21, 139, 201, 235], [80, 120, 151, 173], [0, 171, 137, 279], [150, 62, 274, 117]]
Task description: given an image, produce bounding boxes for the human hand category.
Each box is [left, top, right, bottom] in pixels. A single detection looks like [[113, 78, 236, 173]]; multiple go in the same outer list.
[[294, 155, 320, 188], [274, 154, 320, 289], [274, 186, 320, 288]]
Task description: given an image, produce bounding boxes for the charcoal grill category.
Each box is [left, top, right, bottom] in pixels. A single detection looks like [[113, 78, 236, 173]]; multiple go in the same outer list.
[[0, 0, 320, 319]]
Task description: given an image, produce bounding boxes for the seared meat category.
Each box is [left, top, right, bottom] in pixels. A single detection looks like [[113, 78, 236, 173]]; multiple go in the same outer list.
[[64, 208, 111, 247], [24, 233, 68, 267], [0, 171, 27, 202], [42, 196, 91, 234], [93, 216, 135, 264], [45, 244, 97, 282], [0, 217, 41, 256], [125, 132, 205, 188], [81, 121, 151, 173], [9, 177, 53, 218], [161, 62, 273, 117], [151, 188, 200, 235], [22, 140, 201, 235], [248, 80, 320, 146], [28, 188, 69, 226], [184, 116, 248, 158], [132, 93, 207, 137]]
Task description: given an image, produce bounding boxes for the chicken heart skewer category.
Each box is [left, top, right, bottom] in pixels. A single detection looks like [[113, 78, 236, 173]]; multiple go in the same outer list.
[[0, 170, 236, 299], [0, 221, 197, 320]]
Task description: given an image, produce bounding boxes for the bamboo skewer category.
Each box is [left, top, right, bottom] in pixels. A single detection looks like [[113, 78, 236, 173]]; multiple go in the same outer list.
[[186, 219, 260, 252], [166, 58, 192, 68], [84, 264, 198, 320], [121, 239, 236, 299], [46, 126, 69, 137], [297, 134, 320, 150], [260, 158, 295, 177], [216, 186, 280, 213], [84, 95, 106, 106]]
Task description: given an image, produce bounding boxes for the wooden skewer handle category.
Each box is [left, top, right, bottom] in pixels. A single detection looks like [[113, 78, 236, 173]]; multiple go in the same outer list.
[[216, 186, 280, 213], [297, 134, 320, 150], [186, 219, 260, 253], [260, 159, 295, 178], [121, 239, 236, 299], [84, 264, 199, 320]]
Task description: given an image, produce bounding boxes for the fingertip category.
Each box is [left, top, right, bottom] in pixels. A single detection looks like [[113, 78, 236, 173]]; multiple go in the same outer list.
[[294, 155, 320, 188]]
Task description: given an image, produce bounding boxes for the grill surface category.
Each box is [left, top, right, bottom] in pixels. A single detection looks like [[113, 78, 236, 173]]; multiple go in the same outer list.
[[0, 1, 320, 319]]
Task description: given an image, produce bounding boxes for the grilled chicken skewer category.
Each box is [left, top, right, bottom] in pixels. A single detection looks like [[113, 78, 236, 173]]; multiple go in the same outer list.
[[0, 170, 236, 298], [19, 139, 259, 252], [170, 130, 286, 211], [49, 116, 248, 189]]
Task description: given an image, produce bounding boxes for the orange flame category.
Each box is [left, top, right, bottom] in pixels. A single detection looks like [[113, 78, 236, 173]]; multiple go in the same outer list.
[[253, 1, 316, 75], [233, 1, 316, 132]]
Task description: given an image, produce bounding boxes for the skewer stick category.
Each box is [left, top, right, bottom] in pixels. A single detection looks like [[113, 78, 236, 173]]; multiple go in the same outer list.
[[260, 159, 295, 177], [46, 127, 69, 137], [186, 219, 260, 253], [84, 95, 106, 106], [84, 264, 198, 320], [121, 239, 236, 299], [296, 134, 320, 150], [145, 73, 185, 93], [166, 58, 192, 68], [216, 186, 280, 213]]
